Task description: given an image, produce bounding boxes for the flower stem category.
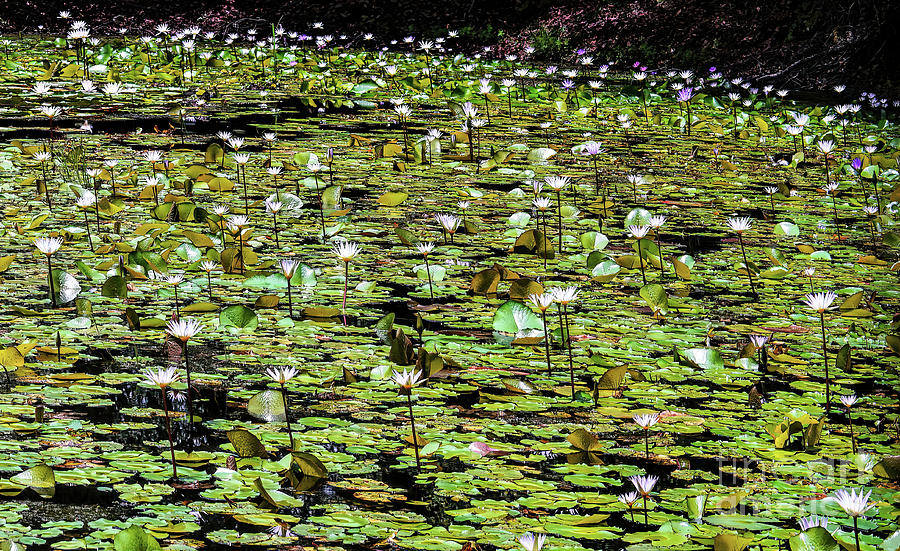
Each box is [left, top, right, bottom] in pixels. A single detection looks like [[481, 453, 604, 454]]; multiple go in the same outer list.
[[242, 166, 249, 212], [174, 285, 180, 319], [47, 256, 57, 307], [541, 213, 548, 271], [831, 194, 841, 240], [315, 175, 326, 241], [637, 238, 647, 285], [737, 234, 758, 299], [643, 495, 649, 526], [820, 312, 830, 414], [556, 191, 564, 254], [407, 393, 420, 470], [564, 304, 575, 400], [342, 261, 349, 315], [238, 230, 245, 275], [273, 213, 279, 249], [160, 387, 177, 480], [83, 209, 94, 252], [541, 310, 552, 374], [92, 180, 101, 233], [286, 279, 293, 318], [423, 255, 434, 300], [280, 382, 294, 450], [655, 232, 665, 280], [183, 341, 194, 426], [847, 408, 856, 454]]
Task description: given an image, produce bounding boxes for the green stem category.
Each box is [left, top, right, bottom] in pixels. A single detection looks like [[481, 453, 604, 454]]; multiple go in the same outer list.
[[286, 279, 293, 318], [315, 175, 326, 241], [655, 232, 664, 280], [643, 495, 649, 526], [273, 213, 279, 249], [820, 312, 830, 414], [556, 191, 564, 254], [848, 409, 856, 454], [637, 238, 647, 285], [541, 310, 552, 374], [564, 304, 575, 400], [424, 255, 434, 300], [161, 387, 177, 480], [407, 393, 420, 470], [83, 209, 94, 252], [47, 256, 56, 308], [737, 234, 757, 299], [281, 382, 294, 450], [183, 341, 194, 426], [342, 262, 349, 315]]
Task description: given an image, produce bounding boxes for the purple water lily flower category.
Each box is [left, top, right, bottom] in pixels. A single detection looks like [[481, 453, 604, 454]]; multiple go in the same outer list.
[[676, 87, 695, 102]]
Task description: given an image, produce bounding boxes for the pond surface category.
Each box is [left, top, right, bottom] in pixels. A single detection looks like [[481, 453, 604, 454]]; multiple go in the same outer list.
[[0, 30, 898, 551]]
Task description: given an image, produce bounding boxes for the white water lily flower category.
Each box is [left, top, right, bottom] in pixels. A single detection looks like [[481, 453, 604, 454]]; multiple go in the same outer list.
[[32, 82, 52, 95], [518, 533, 546, 551], [279, 259, 299, 278], [265, 198, 283, 214], [392, 369, 424, 391], [435, 213, 461, 233], [727, 216, 752, 232], [75, 192, 96, 209], [551, 286, 579, 304], [265, 366, 298, 385], [143, 150, 163, 162], [544, 175, 569, 191], [102, 82, 124, 95], [39, 105, 62, 118], [803, 291, 837, 312], [528, 293, 554, 312], [145, 366, 179, 388], [394, 104, 411, 119], [798, 515, 828, 531], [629, 224, 650, 239], [630, 474, 658, 496], [817, 139, 835, 154], [833, 488, 874, 517], [165, 318, 202, 341], [749, 335, 769, 348], [333, 240, 361, 262], [633, 413, 660, 429], [840, 394, 858, 408], [228, 215, 250, 227], [648, 215, 667, 228], [461, 102, 478, 119], [34, 237, 63, 256], [533, 197, 552, 210]]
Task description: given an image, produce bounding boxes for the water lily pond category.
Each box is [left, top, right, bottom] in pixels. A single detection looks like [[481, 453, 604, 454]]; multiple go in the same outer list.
[[0, 23, 899, 551]]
